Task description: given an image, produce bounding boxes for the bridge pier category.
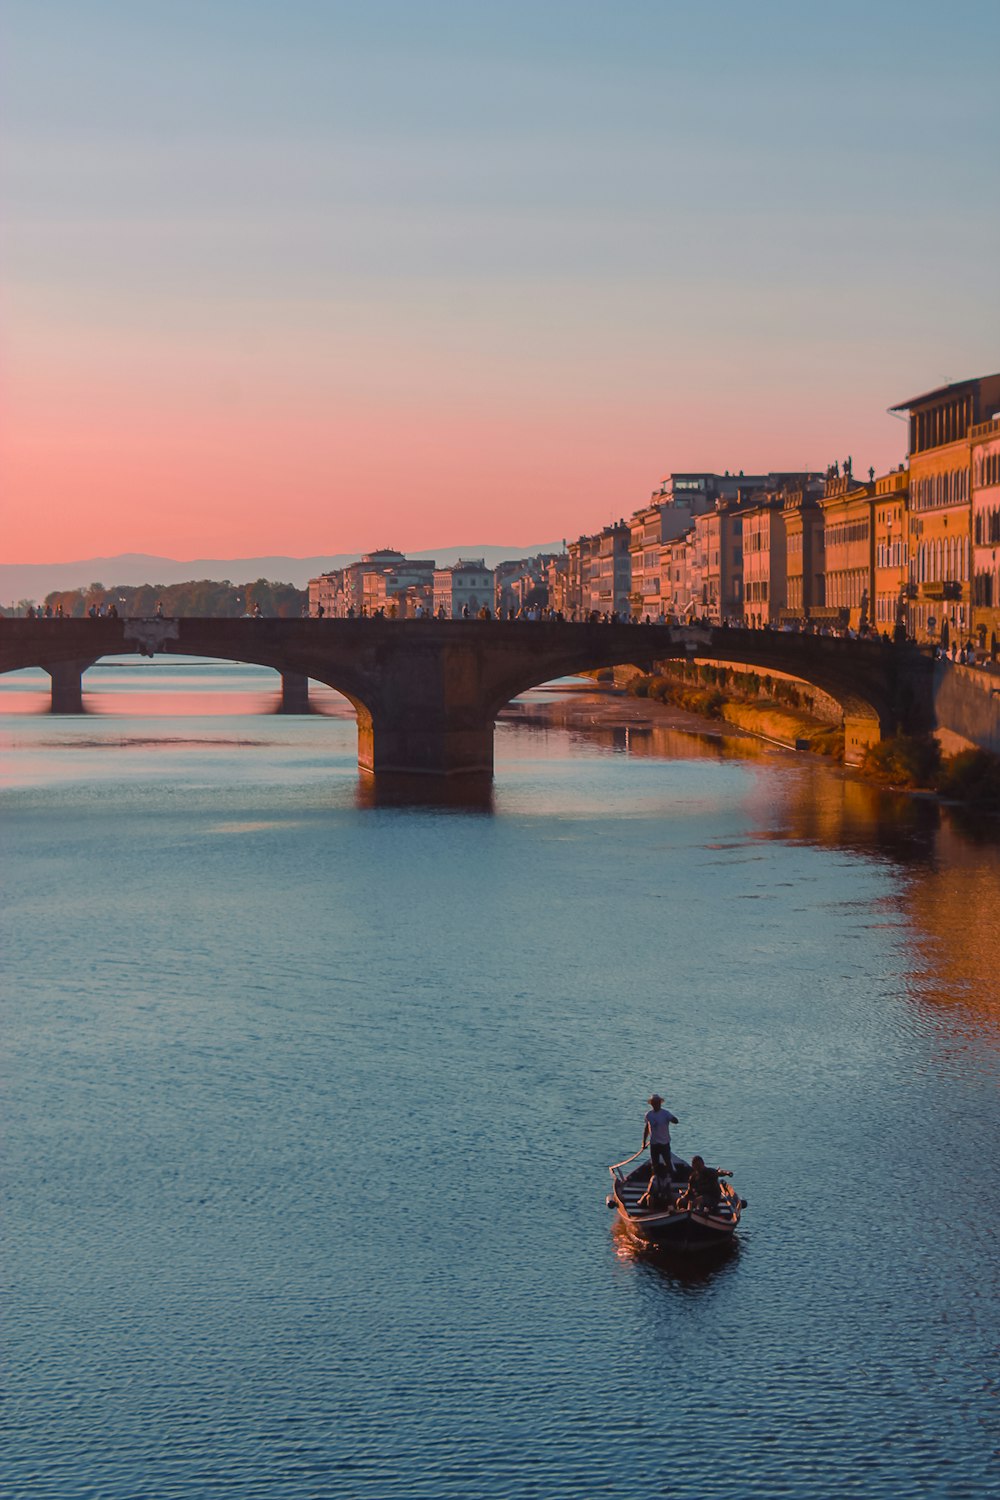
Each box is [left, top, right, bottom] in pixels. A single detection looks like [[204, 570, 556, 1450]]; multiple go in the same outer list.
[[279, 671, 310, 713], [47, 658, 96, 713], [357, 707, 495, 779], [844, 715, 882, 765]]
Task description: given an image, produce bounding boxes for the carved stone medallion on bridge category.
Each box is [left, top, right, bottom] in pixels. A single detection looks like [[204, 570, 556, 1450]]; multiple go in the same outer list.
[[668, 625, 713, 650], [124, 619, 180, 656]]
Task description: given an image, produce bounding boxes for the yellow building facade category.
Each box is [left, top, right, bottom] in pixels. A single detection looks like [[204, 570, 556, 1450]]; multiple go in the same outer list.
[[972, 416, 1000, 650], [818, 472, 875, 632], [892, 375, 1000, 644], [872, 467, 908, 635], [781, 481, 825, 624]]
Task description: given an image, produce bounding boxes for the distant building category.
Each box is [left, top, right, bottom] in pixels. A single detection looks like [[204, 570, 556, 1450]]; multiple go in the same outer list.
[[546, 553, 570, 615], [565, 536, 597, 619], [308, 549, 435, 617], [695, 505, 736, 622], [309, 568, 345, 618], [818, 467, 876, 633], [872, 467, 909, 635], [628, 473, 771, 620], [741, 495, 788, 627], [629, 503, 671, 618], [493, 553, 564, 616], [780, 477, 825, 625], [433, 559, 495, 618], [660, 532, 697, 619], [595, 522, 631, 615], [362, 561, 435, 617], [699, 483, 779, 622], [342, 549, 410, 616]]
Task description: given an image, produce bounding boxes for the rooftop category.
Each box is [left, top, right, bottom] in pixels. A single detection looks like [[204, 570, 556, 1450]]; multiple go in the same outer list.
[[890, 372, 1000, 412]]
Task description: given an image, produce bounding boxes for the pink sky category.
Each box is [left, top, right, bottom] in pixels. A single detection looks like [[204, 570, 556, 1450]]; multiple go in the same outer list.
[[1, 306, 920, 561], [3, 2, 996, 563]]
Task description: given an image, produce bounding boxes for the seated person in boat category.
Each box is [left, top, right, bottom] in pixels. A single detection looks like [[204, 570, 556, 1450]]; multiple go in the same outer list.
[[685, 1155, 732, 1210], [638, 1163, 676, 1211]]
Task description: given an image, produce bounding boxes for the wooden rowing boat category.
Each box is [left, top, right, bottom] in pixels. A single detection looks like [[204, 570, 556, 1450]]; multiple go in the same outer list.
[[607, 1148, 747, 1252]]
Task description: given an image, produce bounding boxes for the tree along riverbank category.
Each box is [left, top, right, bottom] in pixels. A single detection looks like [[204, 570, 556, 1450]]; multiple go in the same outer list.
[[2, 578, 307, 619], [598, 662, 1000, 810]]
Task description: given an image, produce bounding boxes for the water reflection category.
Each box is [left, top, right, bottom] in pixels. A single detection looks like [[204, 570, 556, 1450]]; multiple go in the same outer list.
[[356, 771, 495, 814], [4, 667, 998, 1033], [0, 662, 355, 719], [901, 819, 1000, 1029], [610, 1219, 742, 1290], [4, 665, 999, 1499], [504, 691, 1000, 1038], [748, 764, 944, 865]]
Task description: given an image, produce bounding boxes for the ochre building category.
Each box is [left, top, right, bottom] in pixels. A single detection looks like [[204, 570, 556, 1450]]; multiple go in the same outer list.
[[892, 374, 1000, 644]]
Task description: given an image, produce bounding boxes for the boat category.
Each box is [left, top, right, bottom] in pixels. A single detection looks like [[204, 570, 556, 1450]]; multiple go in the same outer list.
[[607, 1147, 747, 1252]]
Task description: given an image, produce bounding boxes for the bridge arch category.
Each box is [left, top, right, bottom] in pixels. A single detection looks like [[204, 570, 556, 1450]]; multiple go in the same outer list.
[[476, 627, 888, 728], [0, 619, 380, 732]]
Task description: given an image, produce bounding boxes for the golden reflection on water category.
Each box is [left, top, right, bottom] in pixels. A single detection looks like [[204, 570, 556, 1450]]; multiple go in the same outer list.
[[609, 1217, 741, 1287], [508, 691, 1000, 1036], [901, 821, 1000, 1027], [745, 757, 1000, 1031]]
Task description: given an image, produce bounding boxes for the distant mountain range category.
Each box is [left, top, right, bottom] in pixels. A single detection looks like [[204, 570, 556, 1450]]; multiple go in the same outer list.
[[0, 545, 563, 604]]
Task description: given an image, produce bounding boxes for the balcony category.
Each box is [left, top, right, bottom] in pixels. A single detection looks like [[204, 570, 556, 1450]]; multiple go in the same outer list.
[[920, 581, 963, 601]]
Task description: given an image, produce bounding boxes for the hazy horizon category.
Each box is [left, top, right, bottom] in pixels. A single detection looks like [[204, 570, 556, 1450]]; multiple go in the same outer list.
[[0, 541, 565, 601]]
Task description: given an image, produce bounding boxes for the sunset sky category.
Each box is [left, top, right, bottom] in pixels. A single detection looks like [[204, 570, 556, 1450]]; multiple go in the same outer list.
[[3, 0, 998, 563]]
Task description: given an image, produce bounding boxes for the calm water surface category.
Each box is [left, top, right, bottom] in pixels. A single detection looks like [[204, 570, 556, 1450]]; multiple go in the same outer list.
[[3, 661, 999, 1499]]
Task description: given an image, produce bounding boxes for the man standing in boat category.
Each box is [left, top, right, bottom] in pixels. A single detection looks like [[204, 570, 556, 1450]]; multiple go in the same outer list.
[[642, 1093, 678, 1177]]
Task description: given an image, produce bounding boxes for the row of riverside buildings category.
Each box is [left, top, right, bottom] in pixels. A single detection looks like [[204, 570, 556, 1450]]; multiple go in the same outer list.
[[308, 372, 1000, 648], [307, 551, 565, 621]]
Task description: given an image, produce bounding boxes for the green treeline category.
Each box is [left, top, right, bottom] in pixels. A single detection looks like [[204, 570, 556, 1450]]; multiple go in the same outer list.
[[22, 578, 307, 619]]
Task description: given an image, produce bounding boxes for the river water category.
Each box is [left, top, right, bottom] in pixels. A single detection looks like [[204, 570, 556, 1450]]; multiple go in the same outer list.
[[3, 661, 998, 1500]]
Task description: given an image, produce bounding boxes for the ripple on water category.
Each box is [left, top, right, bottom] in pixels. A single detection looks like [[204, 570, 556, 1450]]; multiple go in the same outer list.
[[3, 681, 999, 1498]]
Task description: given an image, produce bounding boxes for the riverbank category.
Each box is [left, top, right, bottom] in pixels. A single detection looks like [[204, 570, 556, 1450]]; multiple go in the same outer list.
[[511, 677, 1000, 811], [502, 680, 813, 754]]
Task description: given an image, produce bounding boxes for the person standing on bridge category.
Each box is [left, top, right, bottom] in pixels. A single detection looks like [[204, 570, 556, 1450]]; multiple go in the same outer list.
[[642, 1093, 679, 1177]]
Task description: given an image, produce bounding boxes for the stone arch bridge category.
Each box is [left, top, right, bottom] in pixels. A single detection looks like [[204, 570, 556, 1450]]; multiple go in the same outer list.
[[0, 617, 935, 777]]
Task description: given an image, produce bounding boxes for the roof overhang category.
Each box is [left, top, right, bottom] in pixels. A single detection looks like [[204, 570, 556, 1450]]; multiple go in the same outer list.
[[890, 373, 1000, 412]]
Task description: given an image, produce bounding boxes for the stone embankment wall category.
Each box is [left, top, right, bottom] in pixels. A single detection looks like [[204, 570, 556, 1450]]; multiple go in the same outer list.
[[933, 663, 1000, 754]]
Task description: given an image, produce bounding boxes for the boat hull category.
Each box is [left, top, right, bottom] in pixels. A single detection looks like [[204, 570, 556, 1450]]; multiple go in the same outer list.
[[615, 1204, 737, 1252]]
